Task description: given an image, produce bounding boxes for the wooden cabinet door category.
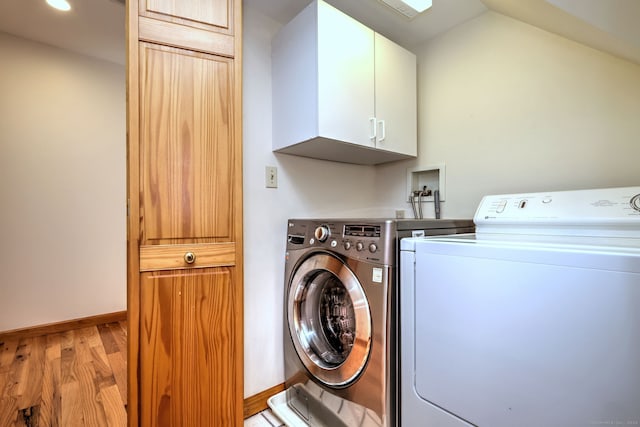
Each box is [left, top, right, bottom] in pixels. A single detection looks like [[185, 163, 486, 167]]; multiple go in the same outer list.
[[140, 267, 239, 426], [373, 33, 417, 157], [132, 36, 241, 427], [140, 0, 233, 34], [128, 0, 242, 426], [139, 42, 235, 245]]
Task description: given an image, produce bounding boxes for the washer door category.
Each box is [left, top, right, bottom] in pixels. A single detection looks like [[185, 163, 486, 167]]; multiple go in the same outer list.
[[288, 252, 372, 388]]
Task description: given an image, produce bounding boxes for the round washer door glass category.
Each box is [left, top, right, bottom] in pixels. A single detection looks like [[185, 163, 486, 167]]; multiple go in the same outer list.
[[288, 252, 372, 387]]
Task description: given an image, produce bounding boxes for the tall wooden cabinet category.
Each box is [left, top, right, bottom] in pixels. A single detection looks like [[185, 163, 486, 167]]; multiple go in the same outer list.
[[126, 1, 242, 426]]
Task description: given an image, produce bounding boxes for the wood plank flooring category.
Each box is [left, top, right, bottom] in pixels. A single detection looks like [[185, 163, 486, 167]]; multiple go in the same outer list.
[[0, 322, 127, 427]]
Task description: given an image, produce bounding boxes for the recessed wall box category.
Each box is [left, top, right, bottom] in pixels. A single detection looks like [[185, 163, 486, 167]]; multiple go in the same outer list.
[[406, 164, 446, 203]]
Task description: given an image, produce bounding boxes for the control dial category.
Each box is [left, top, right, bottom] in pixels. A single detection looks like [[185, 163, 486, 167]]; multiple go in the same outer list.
[[314, 225, 330, 242], [356, 242, 365, 251], [344, 241, 352, 250], [631, 194, 640, 212], [369, 243, 378, 253]]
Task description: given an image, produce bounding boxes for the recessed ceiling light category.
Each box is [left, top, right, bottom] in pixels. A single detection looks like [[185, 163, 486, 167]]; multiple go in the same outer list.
[[46, 0, 71, 11]]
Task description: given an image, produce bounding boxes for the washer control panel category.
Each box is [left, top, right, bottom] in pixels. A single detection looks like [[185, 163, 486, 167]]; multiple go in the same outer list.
[[343, 224, 380, 254], [287, 219, 395, 265]]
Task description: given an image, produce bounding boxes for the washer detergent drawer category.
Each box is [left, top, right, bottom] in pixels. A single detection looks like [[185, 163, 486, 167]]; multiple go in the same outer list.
[[413, 243, 640, 427]]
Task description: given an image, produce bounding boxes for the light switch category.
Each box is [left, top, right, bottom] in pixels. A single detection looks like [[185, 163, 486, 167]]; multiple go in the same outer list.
[[266, 166, 278, 188]]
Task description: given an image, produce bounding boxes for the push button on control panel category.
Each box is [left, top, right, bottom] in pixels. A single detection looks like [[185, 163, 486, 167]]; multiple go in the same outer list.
[[496, 200, 507, 213]]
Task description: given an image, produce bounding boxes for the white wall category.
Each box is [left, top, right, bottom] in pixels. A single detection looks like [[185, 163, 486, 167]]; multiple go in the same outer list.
[[242, 7, 379, 398], [0, 33, 126, 331], [375, 11, 640, 219]]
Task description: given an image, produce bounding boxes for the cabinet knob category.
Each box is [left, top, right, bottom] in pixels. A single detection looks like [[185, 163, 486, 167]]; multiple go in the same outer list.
[[184, 252, 196, 264]]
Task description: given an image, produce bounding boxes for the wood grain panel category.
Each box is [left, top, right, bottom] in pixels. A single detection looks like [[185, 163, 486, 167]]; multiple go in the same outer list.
[[139, 43, 235, 245], [139, 16, 234, 58], [40, 336, 62, 427], [0, 337, 18, 372], [60, 331, 77, 385], [127, 0, 141, 423], [108, 350, 128, 404], [130, 0, 243, 425], [140, 0, 232, 34], [140, 267, 239, 426], [17, 335, 46, 411], [140, 242, 236, 271], [77, 363, 109, 425], [101, 383, 128, 426], [60, 381, 82, 425]]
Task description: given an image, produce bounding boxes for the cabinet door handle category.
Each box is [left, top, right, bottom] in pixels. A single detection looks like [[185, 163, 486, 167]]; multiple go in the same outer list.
[[378, 119, 386, 142], [369, 117, 377, 141], [184, 252, 196, 264]]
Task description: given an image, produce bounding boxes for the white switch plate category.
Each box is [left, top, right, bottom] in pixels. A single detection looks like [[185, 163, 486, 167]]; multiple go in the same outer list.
[[266, 166, 278, 188]]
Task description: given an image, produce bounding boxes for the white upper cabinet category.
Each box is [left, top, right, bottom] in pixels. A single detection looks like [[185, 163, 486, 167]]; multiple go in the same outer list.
[[374, 32, 418, 159], [272, 0, 417, 165]]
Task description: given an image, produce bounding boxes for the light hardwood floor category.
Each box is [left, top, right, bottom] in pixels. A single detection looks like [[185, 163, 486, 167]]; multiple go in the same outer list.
[[0, 322, 127, 427]]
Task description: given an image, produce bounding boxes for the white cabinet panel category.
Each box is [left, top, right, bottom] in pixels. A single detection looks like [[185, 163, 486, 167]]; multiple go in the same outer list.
[[272, 0, 417, 165], [374, 32, 417, 157], [317, 2, 375, 148]]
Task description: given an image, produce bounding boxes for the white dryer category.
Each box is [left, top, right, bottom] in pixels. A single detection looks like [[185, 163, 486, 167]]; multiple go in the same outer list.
[[400, 187, 640, 427]]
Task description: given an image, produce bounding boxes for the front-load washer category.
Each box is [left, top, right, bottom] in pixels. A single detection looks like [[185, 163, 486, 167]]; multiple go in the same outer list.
[[278, 218, 474, 427]]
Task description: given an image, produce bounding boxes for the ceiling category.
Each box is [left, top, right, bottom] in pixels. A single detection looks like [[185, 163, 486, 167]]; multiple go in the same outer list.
[[0, 0, 126, 65], [0, 0, 638, 66]]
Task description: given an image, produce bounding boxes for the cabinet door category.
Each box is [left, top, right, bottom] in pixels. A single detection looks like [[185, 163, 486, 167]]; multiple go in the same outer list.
[[136, 41, 242, 426], [140, 0, 233, 34], [374, 33, 417, 156], [139, 42, 234, 245], [317, 1, 375, 148], [140, 267, 239, 426]]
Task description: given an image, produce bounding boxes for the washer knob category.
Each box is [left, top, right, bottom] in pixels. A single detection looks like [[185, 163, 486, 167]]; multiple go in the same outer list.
[[369, 243, 377, 253], [356, 242, 365, 251], [314, 225, 330, 242], [344, 241, 352, 250]]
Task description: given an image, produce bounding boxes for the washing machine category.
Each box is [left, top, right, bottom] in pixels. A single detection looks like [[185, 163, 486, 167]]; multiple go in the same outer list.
[[279, 218, 474, 427], [400, 187, 640, 426]]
